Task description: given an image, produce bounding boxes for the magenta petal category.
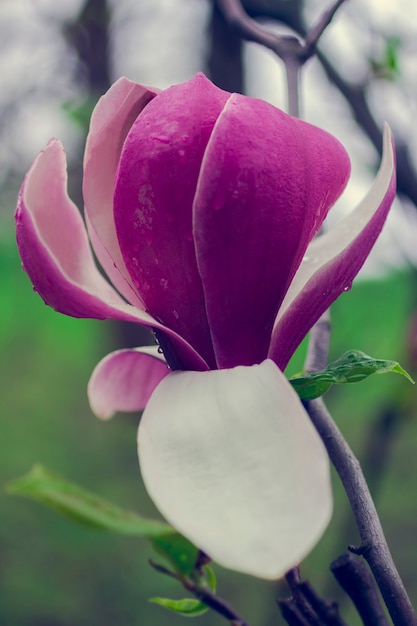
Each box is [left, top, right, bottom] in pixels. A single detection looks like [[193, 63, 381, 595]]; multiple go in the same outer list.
[[194, 94, 350, 368], [269, 124, 396, 370], [114, 74, 230, 368], [88, 347, 169, 419], [84, 77, 159, 307], [15, 139, 208, 372]]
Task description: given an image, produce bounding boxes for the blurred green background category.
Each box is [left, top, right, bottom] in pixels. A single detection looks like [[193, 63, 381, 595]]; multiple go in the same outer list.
[[2, 1, 417, 625], [3, 230, 417, 625]]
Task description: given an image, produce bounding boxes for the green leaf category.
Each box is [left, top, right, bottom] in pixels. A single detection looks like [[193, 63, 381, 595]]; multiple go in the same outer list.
[[149, 596, 208, 617], [6, 465, 173, 536], [203, 565, 217, 592], [290, 350, 414, 400], [7, 465, 200, 576]]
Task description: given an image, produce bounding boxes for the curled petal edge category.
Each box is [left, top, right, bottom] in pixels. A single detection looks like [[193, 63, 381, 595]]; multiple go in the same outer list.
[[88, 346, 169, 420], [138, 359, 332, 579], [269, 124, 396, 370], [83, 77, 159, 308], [15, 139, 208, 372]]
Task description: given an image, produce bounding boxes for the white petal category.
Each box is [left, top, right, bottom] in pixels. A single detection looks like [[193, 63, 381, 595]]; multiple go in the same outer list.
[[138, 359, 332, 579]]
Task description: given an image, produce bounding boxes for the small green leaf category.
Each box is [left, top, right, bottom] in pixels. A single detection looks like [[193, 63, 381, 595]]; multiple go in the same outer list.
[[203, 565, 217, 592], [290, 350, 414, 400], [150, 596, 208, 617], [151, 534, 199, 577], [149, 565, 216, 617], [6, 465, 172, 536]]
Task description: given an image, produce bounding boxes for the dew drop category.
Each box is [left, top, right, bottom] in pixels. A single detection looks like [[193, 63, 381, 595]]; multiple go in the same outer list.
[[151, 134, 170, 144], [173, 310, 179, 320], [160, 278, 168, 290], [178, 149, 186, 157], [181, 135, 189, 143], [131, 257, 139, 267]]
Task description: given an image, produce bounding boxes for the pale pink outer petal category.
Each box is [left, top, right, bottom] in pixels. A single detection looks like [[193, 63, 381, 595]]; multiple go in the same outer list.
[[269, 124, 396, 370], [15, 139, 208, 372], [138, 359, 332, 579], [88, 346, 169, 420], [83, 77, 159, 308]]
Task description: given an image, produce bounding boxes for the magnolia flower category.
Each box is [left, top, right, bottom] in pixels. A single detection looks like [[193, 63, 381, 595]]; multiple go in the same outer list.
[[16, 74, 395, 579]]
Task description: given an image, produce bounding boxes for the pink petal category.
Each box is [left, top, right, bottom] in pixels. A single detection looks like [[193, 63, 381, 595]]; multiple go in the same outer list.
[[88, 347, 169, 420], [16, 139, 208, 372], [194, 94, 350, 368], [139, 359, 332, 579], [83, 77, 159, 308], [269, 124, 396, 369], [114, 74, 230, 369], [16, 138, 129, 318]]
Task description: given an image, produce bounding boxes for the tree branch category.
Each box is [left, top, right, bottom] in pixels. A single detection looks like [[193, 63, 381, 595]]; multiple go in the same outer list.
[[331, 553, 390, 626], [304, 397, 417, 626]]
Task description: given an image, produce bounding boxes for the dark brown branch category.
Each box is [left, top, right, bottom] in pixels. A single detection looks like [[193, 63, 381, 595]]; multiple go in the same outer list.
[[280, 568, 347, 625], [183, 578, 251, 626], [149, 560, 250, 626], [304, 397, 417, 626], [279, 599, 312, 626], [214, 0, 348, 117], [303, 0, 348, 59], [331, 553, 390, 626], [214, 0, 348, 62], [304, 310, 331, 373]]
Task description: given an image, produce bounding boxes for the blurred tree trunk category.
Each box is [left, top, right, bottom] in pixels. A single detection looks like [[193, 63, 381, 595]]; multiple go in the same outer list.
[[66, 0, 153, 351]]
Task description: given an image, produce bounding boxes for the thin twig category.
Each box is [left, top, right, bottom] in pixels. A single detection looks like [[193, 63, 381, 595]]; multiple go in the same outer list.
[[183, 578, 251, 626], [214, 0, 303, 61], [304, 397, 417, 626], [148, 560, 250, 626], [214, 0, 348, 116], [303, 0, 348, 59], [304, 310, 331, 373], [149, 559, 249, 626], [286, 567, 321, 625]]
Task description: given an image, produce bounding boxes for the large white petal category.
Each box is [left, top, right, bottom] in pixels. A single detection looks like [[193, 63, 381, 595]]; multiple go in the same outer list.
[[138, 359, 332, 579]]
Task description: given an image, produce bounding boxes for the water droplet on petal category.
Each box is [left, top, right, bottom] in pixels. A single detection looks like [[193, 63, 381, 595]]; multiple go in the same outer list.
[[160, 278, 168, 290]]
